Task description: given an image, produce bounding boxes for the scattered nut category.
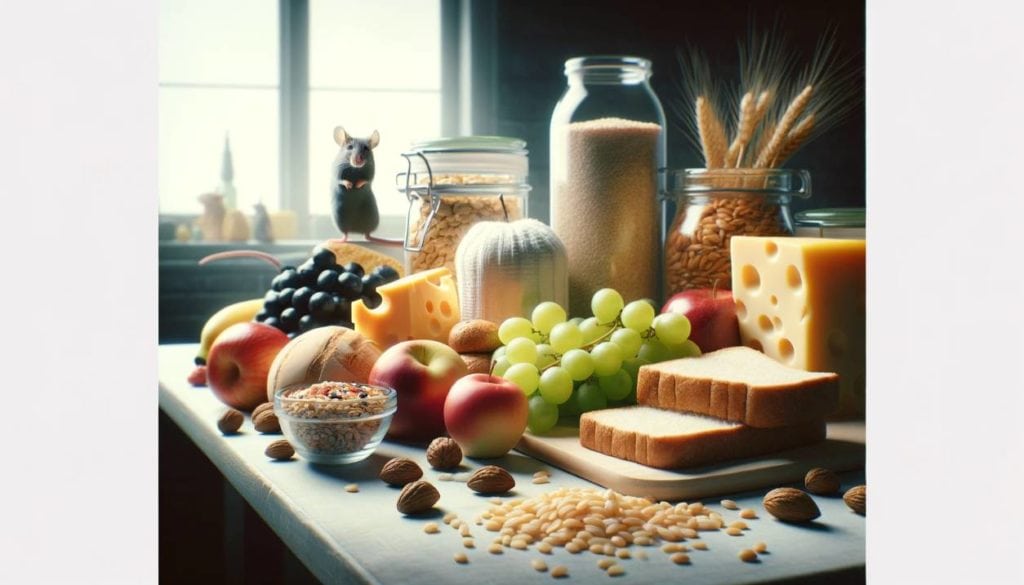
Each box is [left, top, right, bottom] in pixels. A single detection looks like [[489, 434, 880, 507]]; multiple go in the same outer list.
[[804, 467, 842, 495], [467, 465, 515, 494], [396, 480, 440, 515], [217, 409, 244, 434], [739, 549, 758, 563], [427, 437, 463, 470], [264, 439, 294, 460], [378, 457, 424, 486], [843, 485, 866, 515], [763, 487, 821, 523], [253, 409, 281, 434], [252, 401, 274, 420]]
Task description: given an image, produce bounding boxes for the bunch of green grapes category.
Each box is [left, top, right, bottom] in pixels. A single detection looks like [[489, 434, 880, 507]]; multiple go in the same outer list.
[[493, 288, 700, 434]]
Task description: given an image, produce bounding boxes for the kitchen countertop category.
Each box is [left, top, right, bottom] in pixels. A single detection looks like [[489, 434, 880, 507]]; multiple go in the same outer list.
[[159, 343, 865, 585]]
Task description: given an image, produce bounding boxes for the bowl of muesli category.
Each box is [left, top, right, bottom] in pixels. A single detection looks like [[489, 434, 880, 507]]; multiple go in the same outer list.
[[274, 381, 397, 464]]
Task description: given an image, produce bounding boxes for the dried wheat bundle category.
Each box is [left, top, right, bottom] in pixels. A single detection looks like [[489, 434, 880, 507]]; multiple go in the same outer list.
[[676, 26, 861, 172]]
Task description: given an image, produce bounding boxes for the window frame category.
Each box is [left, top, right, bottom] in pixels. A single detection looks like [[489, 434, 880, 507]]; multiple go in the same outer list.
[[160, 0, 497, 240]]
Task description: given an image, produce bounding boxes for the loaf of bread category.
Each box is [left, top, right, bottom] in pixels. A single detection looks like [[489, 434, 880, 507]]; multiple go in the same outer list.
[[636, 346, 839, 428], [579, 406, 826, 469]]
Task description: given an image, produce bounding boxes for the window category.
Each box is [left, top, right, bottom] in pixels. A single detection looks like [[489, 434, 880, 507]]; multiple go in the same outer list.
[[308, 0, 441, 219], [159, 0, 279, 215], [159, 0, 442, 233]]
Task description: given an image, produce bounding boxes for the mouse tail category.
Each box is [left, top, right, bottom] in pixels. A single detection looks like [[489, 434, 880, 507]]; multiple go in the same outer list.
[[198, 250, 282, 271], [364, 233, 404, 247]]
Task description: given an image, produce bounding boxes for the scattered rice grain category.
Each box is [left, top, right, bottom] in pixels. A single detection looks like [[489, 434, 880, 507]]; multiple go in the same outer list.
[[670, 553, 691, 565]]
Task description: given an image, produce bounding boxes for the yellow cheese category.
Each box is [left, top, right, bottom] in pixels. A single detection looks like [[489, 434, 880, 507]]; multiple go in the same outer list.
[[730, 236, 865, 418], [352, 267, 461, 348]]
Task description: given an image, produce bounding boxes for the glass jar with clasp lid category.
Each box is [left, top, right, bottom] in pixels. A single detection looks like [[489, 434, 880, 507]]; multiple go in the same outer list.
[[397, 136, 531, 276], [664, 168, 811, 295]]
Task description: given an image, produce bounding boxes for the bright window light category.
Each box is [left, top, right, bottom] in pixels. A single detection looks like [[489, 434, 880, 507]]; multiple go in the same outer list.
[[307, 0, 441, 220]]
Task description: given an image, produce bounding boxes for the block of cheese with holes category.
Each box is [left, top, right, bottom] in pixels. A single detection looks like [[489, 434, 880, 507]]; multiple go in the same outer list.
[[352, 267, 461, 348], [730, 236, 865, 418]]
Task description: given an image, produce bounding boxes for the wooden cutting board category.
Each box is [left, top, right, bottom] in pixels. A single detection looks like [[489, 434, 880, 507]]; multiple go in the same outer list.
[[515, 421, 864, 501]]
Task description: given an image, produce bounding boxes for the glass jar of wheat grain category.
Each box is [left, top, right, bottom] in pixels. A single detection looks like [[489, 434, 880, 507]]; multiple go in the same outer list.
[[664, 168, 810, 294]]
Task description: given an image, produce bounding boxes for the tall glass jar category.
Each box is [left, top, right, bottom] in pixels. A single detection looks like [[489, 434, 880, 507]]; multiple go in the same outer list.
[[397, 137, 531, 276], [664, 168, 811, 295], [549, 56, 667, 315]]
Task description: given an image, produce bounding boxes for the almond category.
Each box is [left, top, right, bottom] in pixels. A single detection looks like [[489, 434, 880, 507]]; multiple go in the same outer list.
[[217, 408, 244, 434], [397, 480, 440, 515], [265, 439, 294, 460], [253, 409, 281, 434], [448, 320, 501, 353], [253, 402, 274, 420], [804, 467, 841, 495], [427, 437, 463, 470], [762, 487, 820, 523], [843, 485, 866, 515], [467, 465, 515, 495], [379, 457, 424, 486]]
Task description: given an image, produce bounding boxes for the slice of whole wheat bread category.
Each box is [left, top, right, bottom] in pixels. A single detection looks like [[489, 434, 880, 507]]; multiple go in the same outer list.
[[579, 406, 826, 469], [636, 346, 839, 428]]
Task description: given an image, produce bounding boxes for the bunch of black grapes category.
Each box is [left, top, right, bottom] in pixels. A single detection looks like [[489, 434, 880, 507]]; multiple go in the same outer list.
[[255, 246, 400, 338]]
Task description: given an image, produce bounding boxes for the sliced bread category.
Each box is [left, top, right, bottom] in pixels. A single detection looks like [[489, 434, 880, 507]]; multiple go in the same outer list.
[[636, 346, 839, 428], [579, 406, 826, 469]]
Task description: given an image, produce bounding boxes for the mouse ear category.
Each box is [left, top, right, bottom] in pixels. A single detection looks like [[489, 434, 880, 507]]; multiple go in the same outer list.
[[333, 126, 350, 146], [368, 130, 380, 149]]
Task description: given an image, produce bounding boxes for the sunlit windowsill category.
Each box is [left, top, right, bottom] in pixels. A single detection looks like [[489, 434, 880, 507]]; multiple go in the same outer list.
[[158, 213, 408, 243]]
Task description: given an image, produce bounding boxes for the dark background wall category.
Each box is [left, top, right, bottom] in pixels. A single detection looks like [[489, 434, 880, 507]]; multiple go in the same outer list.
[[489, 0, 865, 223]]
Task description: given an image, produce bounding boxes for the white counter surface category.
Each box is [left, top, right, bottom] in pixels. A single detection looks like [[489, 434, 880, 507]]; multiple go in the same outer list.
[[159, 343, 865, 584]]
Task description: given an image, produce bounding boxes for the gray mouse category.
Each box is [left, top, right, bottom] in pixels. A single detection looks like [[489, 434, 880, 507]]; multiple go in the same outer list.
[[331, 126, 383, 242]]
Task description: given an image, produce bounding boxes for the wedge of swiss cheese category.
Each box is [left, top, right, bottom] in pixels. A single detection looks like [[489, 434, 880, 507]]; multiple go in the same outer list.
[[636, 346, 838, 428], [352, 267, 460, 348], [730, 236, 865, 417], [579, 406, 826, 470]]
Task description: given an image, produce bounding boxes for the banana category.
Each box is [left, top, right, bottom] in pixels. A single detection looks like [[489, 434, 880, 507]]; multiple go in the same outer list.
[[195, 298, 265, 364]]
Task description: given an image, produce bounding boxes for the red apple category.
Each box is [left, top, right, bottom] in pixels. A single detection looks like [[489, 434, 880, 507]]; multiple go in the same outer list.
[[369, 340, 469, 444], [207, 322, 289, 411], [443, 373, 528, 458], [662, 288, 740, 353]]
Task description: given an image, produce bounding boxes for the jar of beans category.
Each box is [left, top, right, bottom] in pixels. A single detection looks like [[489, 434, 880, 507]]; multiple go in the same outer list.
[[664, 168, 810, 295], [397, 137, 531, 276]]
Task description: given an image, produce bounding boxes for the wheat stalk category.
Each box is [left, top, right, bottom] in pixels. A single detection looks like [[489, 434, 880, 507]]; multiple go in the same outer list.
[[732, 89, 773, 167], [755, 84, 813, 168], [725, 92, 754, 167], [770, 113, 816, 167], [696, 96, 728, 168]]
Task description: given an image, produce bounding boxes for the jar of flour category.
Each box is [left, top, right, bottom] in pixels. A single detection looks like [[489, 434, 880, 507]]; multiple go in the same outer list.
[[549, 56, 667, 315]]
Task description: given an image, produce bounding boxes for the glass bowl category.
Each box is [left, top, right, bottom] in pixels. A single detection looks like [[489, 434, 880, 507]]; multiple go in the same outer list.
[[273, 381, 397, 465]]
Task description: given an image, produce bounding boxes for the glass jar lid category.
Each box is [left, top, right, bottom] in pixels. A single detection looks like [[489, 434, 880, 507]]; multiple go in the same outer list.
[[794, 207, 865, 228], [398, 135, 530, 182]]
